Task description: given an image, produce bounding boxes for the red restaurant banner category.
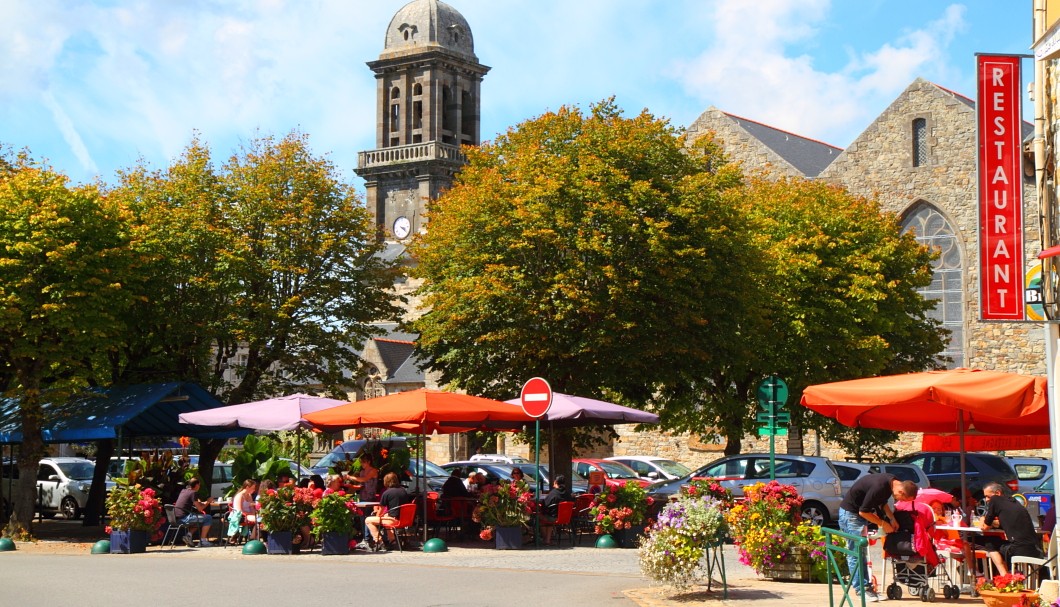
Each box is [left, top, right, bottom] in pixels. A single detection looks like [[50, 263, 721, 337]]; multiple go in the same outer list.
[[977, 54, 1025, 321]]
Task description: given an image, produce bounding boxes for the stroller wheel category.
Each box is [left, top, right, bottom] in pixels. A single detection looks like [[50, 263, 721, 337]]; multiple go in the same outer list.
[[948, 584, 961, 598], [887, 584, 902, 600], [909, 584, 921, 596], [921, 587, 935, 602]]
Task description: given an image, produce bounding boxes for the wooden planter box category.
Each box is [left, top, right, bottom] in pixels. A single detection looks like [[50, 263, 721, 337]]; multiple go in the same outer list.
[[762, 548, 812, 582]]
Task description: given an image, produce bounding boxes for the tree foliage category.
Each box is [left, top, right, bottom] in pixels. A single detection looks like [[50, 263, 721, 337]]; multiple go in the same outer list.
[[652, 176, 946, 453], [411, 99, 758, 474], [0, 157, 138, 534]]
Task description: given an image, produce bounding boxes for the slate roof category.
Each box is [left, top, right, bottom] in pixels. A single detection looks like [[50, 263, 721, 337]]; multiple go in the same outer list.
[[722, 112, 842, 177], [384, 353, 429, 385]]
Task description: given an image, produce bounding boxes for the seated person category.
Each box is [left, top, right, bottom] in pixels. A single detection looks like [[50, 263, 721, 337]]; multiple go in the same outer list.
[[442, 469, 471, 500], [350, 455, 379, 501], [539, 475, 573, 546], [364, 472, 409, 551], [978, 482, 1043, 575], [226, 478, 260, 541], [174, 477, 215, 547]]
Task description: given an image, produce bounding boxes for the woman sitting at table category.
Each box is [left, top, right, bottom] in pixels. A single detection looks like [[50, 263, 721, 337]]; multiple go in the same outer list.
[[539, 475, 573, 546], [365, 472, 409, 552], [226, 479, 260, 542]]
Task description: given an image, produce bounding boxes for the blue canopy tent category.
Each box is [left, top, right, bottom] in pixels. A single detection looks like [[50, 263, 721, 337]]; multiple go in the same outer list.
[[0, 382, 248, 445]]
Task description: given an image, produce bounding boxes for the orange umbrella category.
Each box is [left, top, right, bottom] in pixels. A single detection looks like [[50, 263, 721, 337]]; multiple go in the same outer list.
[[301, 388, 534, 434], [800, 368, 1048, 434]]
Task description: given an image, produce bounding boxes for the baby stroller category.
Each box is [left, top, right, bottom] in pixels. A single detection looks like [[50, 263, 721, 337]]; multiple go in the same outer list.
[[881, 502, 960, 601]]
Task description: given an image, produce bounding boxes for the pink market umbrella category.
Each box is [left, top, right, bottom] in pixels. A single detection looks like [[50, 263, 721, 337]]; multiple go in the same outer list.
[[179, 393, 348, 431], [179, 393, 349, 471]]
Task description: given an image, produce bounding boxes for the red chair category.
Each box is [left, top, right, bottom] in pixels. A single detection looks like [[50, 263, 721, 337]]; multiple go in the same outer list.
[[425, 494, 456, 538], [572, 494, 596, 545], [381, 502, 418, 552], [540, 501, 575, 547]]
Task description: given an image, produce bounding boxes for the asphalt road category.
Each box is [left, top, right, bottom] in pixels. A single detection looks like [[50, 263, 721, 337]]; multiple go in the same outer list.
[[0, 546, 650, 607]]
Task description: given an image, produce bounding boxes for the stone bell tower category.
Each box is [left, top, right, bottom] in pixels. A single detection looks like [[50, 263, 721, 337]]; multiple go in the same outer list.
[[356, 0, 490, 242]]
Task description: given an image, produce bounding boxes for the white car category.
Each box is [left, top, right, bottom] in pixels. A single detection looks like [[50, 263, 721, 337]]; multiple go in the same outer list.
[[468, 453, 529, 464], [606, 456, 692, 481], [1, 457, 114, 520]]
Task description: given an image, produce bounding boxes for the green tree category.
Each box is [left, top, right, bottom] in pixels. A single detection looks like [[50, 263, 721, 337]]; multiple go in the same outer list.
[[411, 100, 759, 478], [654, 176, 946, 454], [108, 132, 402, 489], [0, 157, 138, 535]]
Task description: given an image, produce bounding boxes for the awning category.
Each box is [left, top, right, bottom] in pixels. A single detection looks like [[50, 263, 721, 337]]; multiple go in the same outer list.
[[0, 382, 248, 444]]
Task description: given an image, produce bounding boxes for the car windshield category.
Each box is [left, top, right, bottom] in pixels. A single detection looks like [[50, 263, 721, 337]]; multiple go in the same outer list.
[[314, 451, 357, 470], [595, 461, 639, 479], [512, 464, 549, 482], [57, 461, 95, 481], [654, 460, 692, 477], [1036, 475, 1054, 492], [411, 459, 447, 477]]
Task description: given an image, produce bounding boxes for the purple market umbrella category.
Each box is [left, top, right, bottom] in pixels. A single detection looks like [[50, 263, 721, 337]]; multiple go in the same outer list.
[[503, 392, 659, 428]]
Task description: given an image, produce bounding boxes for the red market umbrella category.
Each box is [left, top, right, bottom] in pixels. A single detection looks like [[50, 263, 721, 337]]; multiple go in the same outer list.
[[302, 389, 534, 433], [915, 487, 957, 506], [800, 368, 1048, 435]]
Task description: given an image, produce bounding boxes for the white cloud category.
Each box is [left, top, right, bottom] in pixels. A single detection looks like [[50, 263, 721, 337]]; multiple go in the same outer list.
[[670, 0, 969, 146]]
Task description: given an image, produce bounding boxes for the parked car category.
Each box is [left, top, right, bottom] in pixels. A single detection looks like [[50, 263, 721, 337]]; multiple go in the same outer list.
[[441, 461, 532, 491], [572, 458, 652, 489], [410, 458, 450, 493], [605, 456, 692, 481], [832, 461, 872, 495], [1006, 456, 1052, 494], [645, 453, 843, 526], [0, 457, 115, 520], [1026, 474, 1054, 518], [308, 437, 414, 476], [469, 453, 529, 464], [506, 462, 589, 495], [895, 451, 1019, 499], [871, 463, 931, 488]]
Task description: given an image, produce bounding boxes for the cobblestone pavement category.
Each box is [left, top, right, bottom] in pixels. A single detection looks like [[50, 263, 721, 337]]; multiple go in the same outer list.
[[10, 520, 986, 605]]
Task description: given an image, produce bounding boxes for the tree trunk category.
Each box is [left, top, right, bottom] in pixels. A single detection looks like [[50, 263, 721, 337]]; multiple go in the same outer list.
[[13, 422, 46, 536], [83, 439, 114, 526], [196, 438, 225, 498], [551, 428, 573, 487]]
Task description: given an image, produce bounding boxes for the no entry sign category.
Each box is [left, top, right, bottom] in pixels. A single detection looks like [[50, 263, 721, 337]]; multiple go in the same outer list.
[[520, 377, 553, 418]]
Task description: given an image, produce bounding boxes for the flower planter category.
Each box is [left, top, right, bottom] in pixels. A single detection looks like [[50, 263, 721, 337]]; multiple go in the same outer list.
[[320, 532, 350, 556], [266, 530, 294, 555], [976, 589, 1039, 607], [110, 529, 148, 554], [762, 547, 812, 582], [613, 527, 644, 549], [494, 526, 522, 550]]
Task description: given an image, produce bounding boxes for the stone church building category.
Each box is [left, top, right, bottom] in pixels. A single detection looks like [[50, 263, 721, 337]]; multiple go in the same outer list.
[[344, 0, 1044, 466]]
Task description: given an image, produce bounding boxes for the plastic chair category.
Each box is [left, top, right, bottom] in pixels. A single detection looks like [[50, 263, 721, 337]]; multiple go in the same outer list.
[[162, 504, 191, 548], [572, 494, 596, 545], [425, 494, 456, 538], [381, 502, 418, 552], [540, 501, 575, 547], [1012, 523, 1059, 589]]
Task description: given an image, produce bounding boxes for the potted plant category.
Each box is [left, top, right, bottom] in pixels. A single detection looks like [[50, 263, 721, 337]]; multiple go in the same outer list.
[[104, 482, 163, 553], [473, 479, 535, 549], [975, 573, 1039, 607], [309, 490, 362, 555], [257, 485, 316, 554], [725, 480, 830, 582], [639, 487, 728, 589], [589, 482, 654, 548]]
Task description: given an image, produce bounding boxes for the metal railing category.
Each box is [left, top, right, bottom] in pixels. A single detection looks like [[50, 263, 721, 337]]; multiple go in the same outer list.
[[823, 527, 869, 607]]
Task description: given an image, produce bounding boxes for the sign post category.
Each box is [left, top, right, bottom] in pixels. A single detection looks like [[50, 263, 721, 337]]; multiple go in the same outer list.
[[756, 375, 790, 480], [520, 377, 552, 547]]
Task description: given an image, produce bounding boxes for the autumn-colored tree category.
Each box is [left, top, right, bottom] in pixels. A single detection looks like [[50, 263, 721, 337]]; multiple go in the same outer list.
[[654, 176, 946, 454], [411, 100, 759, 478], [0, 157, 138, 535]]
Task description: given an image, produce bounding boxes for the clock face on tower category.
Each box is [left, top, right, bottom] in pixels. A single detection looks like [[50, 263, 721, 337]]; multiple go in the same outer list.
[[393, 216, 412, 239]]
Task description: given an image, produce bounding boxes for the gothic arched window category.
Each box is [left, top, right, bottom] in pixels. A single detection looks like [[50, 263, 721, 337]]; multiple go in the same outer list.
[[901, 202, 964, 367]]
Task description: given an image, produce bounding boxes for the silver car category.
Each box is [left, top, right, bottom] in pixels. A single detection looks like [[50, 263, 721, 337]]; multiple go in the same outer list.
[[646, 453, 843, 526], [1, 457, 114, 520]]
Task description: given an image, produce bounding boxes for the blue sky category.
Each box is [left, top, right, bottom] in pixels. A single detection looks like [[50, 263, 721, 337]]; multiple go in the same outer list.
[[0, 0, 1034, 189]]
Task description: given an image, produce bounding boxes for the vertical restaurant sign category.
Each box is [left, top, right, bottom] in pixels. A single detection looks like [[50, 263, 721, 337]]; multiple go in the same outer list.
[[977, 54, 1025, 321]]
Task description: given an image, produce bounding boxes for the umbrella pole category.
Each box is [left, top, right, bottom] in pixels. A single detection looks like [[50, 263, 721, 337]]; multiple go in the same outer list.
[[957, 410, 975, 587], [422, 422, 427, 546]]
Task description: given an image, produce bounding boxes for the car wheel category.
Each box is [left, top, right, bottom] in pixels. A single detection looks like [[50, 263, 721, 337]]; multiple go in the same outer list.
[[800, 501, 830, 526], [61, 496, 81, 520]]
